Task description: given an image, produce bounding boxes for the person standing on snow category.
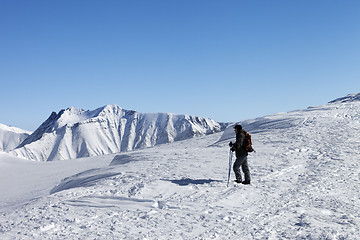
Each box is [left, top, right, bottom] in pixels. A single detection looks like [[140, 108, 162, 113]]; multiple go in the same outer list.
[[229, 124, 251, 184]]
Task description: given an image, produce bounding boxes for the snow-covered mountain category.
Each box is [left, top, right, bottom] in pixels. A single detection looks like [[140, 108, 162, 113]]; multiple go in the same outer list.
[[0, 123, 31, 152], [1, 93, 360, 239], [11, 105, 224, 161]]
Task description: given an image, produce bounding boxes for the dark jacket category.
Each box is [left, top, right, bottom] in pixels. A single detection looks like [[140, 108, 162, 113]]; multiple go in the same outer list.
[[234, 129, 248, 157]]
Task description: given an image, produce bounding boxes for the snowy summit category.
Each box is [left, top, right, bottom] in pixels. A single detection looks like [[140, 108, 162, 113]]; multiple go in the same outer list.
[[0, 123, 31, 152], [10, 105, 224, 161]]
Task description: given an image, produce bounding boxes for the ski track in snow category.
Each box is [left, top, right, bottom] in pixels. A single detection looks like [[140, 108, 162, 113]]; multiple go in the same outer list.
[[1, 101, 360, 239]]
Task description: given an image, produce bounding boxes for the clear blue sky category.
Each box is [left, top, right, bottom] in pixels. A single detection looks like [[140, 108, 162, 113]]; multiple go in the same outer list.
[[1, 0, 360, 131]]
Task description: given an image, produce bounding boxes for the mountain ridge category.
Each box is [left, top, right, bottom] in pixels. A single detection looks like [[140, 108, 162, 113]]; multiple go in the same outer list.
[[5, 92, 360, 161], [11, 105, 225, 161], [0, 123, 31, 152], [328, 92, 360, 103]]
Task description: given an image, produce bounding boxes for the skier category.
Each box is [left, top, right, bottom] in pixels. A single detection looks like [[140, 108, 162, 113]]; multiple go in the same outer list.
[[229, 124, 251, 184]]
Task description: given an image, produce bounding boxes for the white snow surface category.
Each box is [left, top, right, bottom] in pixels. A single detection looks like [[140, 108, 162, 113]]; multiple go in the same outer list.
[[0, 123, 31, 152], [1, 98, 360, 239], [10, 105, 223, 161]]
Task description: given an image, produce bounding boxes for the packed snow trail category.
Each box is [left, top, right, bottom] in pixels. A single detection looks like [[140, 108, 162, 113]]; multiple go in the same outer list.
[[1, 100, 360, 239]]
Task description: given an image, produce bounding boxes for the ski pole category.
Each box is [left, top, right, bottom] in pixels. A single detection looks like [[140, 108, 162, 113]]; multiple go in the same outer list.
[[227, 149, 233, 187]]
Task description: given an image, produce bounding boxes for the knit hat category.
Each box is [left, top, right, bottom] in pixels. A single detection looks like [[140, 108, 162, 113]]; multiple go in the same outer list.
[[233, 124, 242, 130]]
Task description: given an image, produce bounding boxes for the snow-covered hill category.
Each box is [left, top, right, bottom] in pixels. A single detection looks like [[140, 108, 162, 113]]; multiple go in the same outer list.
[[0, 123, 31, 152], [11, 105, 224, 161], [1, 93, 360, 239], [329, 92, 360, 103], [219, 91, 360, 143]]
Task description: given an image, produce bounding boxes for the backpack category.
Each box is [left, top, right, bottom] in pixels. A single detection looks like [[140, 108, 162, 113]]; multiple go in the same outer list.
[[243, 131, 255, 152]]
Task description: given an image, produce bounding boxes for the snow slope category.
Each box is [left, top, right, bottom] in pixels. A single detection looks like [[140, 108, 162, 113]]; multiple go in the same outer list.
[[329, 92, 360, 103], [11, 105, 224, 161], [1, 95, 360, 239], [0, 123, 31, 152]]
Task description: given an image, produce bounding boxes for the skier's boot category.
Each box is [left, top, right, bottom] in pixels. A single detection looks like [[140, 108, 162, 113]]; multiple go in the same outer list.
[[234, 179, 242, 183], [242, 180, 250, 185]]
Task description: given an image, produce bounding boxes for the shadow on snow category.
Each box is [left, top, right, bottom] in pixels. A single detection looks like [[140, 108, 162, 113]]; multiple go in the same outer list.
[[164, 178, 222, 186]]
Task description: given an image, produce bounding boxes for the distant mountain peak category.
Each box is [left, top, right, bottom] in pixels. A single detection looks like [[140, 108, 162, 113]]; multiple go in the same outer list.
[[11, 105, 224, 161], [329, 92, 360, 103], [0, 123, 31, 152]]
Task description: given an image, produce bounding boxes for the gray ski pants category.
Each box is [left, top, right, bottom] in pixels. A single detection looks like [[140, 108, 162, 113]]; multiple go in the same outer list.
[[233, 156, 250, 182]]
